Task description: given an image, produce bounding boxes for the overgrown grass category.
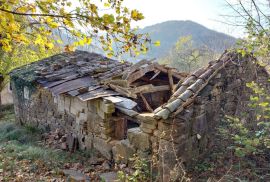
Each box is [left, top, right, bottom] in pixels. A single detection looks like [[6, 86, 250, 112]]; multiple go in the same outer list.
[[0, 105, 96, 181]]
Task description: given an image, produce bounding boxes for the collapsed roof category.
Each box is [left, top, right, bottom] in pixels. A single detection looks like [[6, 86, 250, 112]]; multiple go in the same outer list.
[[10, 50, 188, 114], [10, 50, 270, 120]]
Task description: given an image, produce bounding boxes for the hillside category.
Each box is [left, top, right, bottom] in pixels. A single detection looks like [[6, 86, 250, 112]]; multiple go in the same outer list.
[[54, 21, 237, 61], [139, 20, 237, 59]]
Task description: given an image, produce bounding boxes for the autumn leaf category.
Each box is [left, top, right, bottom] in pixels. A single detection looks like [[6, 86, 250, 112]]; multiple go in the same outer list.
[[131, 10, 144, 21], [154, 40, 161, 47]]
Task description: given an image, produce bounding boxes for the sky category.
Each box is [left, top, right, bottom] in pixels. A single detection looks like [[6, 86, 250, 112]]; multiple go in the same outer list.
[[124, 0, 244, 37]]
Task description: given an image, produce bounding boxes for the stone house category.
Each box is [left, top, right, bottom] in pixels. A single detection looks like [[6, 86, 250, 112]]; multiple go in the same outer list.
[[10, 50, 269, 180]]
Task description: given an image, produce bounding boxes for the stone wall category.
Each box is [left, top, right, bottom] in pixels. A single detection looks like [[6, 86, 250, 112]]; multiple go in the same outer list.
[[148, 57, 270, 180], [0, 83, 13, 105], [111, 55, 270, 181], [11, 81, 123, 159]]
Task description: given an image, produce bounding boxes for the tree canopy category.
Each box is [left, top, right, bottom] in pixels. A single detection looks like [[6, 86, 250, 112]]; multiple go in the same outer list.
[[159, 35, 217, 73], [0, 0, 150, 56]]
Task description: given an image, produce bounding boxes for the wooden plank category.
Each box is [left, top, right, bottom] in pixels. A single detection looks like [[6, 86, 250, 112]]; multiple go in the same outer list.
[[126, 64, 155, 84], [153, 63, 187, 80], [109, 84, 137, 98], [102, 79, 128, 88], [67, 86, 100, 97], [150, 70, 161, 80], [49, 77, 97, 95], [138, 77, 169, 85], [114, 118, 127, 140], [122, 59, 149, 79], [139, 93, 153, 112], [168, 69, 175, 93], [132, 84, 170, 94], [78, 88, 119, 101], [42, 79, 69, 88]]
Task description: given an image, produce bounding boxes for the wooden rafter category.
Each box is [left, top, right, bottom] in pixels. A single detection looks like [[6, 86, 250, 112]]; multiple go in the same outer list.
[[133, 84, 170, 94], [168, 69, 175, 93], [139, 93, 153, 112]]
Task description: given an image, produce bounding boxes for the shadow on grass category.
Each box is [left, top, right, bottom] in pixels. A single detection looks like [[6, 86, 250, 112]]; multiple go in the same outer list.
[[0, 105, 95, 170]]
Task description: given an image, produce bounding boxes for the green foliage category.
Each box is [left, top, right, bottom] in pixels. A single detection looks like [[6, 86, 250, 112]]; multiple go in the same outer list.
[[117, 155, 150, 182], [225, 0, 270, 157], [159, 35, 218, 72], [220, 81, 270, 158]]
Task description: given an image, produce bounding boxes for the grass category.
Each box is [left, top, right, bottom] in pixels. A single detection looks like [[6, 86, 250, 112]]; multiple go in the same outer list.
[[0, 105, 97, 181]]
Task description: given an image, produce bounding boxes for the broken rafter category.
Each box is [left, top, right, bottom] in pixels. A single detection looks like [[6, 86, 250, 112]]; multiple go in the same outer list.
[[122, 59, 149, 80], [126, 64, 155, 84], [153, 63, 188, 80], [139, 93, 153, 112], [168, 69, 175, 93], [132, 84, 170, 94], [150, 70, 161, 80], [109, 84, 137, 99]]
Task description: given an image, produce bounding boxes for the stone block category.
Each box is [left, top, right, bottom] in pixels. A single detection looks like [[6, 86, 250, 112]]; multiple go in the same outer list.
[[136, 113, 157, 125], [140, 126, 153, 134], [100, 126, 114, 135], [193, 104, 206, 115], [97, 107, 112, 120], [87, 117, 102, 134], [140, 121, 157, 130], [76, 112, 87, 125], [57, 95, 65, 112], [127, 127, 151, 152], [84, 134, 93, 149], [158, 122, 186, 137], [112, 139, 136, 164], [99, 172, 117, 182], [71, 97, 87, 115], [192, 113, 207, 135], [87, 99, 99, 113], [64, 96, 72, 112], [100, 100, 115, 114], [211, 87, 220, 96], [93, 136, 113, 160]]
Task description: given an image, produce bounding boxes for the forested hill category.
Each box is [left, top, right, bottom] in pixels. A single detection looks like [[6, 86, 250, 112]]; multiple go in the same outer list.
[[140, 20, 237, 59]]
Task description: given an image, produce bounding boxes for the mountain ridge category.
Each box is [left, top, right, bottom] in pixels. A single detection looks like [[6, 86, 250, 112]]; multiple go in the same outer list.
[[138, 20, 237, 59]]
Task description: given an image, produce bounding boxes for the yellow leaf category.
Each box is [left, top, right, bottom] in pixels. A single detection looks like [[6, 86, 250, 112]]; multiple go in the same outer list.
[[104, 3, 110, 8], [63, 19, 74, 28], [154, 40, 161, 47], [46, 17, 58, 28], [65, 45, 75, 52], [56, 39, 63, 44], [46, 42, 54, 49], [34, 35, 44, 45], [131, 10, 144, 21], [0, 39, 12, 52], [84, 37, 92, 45]]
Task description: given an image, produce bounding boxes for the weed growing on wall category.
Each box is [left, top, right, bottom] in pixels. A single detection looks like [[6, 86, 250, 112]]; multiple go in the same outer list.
[[219, 81, 270, 157]]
